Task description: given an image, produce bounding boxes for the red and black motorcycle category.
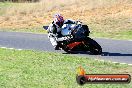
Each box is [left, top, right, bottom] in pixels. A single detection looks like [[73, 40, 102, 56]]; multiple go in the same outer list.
[[57, 36, 102, 55], [43, 21, 102, 55]]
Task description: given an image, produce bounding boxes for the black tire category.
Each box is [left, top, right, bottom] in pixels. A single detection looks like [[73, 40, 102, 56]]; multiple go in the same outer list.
[[85, 37, 102, 55], [63, 46, 76, 54]]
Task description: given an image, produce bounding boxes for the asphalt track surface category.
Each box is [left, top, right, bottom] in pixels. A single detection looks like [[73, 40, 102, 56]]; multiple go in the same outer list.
[[0, 31, 132, 64]]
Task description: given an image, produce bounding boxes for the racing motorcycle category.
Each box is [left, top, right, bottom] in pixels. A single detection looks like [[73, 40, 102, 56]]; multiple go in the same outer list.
[[43, 21, 102, 55]]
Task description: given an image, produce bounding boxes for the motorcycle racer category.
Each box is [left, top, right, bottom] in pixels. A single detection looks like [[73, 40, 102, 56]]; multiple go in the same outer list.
[[47, 13, 76, 50], [44, 14, 102, 54]]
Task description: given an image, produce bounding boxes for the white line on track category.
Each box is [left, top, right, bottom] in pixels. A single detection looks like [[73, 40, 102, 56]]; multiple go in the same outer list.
[[93, 58, 132, 66], [0, 46, 23, 51], [8, 48, 14, 50], [0, 46, 132, 65], [1, 47, 7, 49], [17, 49, 23, 51]]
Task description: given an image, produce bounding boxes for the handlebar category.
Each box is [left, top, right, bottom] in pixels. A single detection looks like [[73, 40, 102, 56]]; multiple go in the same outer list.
[[43, 26, 49, 30]]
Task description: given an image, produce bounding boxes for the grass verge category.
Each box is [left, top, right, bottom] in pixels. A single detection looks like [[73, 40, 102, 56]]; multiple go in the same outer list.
[[0, 48, 132, 88], [90, 30, 132, 40]]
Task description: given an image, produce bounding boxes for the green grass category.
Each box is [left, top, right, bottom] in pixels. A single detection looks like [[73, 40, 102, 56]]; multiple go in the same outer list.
[[0, 2, 14, 15], [90, 30, 132, 40], [0, 48, 132, 88]]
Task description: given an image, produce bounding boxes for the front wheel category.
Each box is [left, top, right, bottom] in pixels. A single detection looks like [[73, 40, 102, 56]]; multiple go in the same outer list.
[[63, 46, 72, 53], [85, 38, 102, 55]]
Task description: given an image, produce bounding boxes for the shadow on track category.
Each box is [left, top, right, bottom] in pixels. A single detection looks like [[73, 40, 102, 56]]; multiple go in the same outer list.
[[101, 52, 132, 56], [63, 51, 132, 56]]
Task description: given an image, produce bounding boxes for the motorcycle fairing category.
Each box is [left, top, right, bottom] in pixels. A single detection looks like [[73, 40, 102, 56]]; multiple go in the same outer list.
[[67, 42, 82, 49]]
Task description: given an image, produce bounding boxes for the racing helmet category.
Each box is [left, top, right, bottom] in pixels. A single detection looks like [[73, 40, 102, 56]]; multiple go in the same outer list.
[[53, 14, 64, 27]]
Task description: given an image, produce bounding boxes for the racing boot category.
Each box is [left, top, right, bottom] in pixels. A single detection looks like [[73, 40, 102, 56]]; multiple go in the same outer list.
[[54, 45, 60, 50]]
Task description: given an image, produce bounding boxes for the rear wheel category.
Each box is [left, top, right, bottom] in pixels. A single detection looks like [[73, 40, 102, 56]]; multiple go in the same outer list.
[[85, 38, 102, 55]]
